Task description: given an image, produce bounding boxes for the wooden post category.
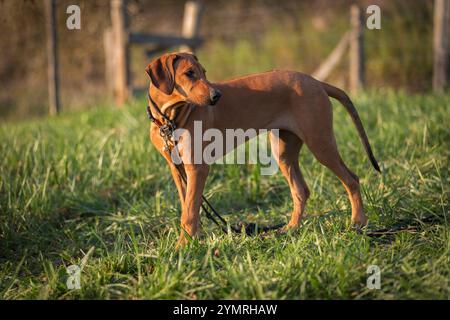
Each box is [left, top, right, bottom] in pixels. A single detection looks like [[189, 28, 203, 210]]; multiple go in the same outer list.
[[433, 0, 449, 93], [103, 28, 115, 97], [312, 32, 351, 81], [111, 0, 130, 106], [180, 1, 204, 53], [44, 0, 61, 115], [349, 5, 365, 93]]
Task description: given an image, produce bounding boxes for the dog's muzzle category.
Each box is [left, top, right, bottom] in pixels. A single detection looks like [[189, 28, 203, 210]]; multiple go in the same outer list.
[[209, 89, 221, 105]]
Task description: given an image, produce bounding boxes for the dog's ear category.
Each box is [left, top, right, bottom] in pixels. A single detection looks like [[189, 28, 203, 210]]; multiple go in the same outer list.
[[145, 54, 179, 95]]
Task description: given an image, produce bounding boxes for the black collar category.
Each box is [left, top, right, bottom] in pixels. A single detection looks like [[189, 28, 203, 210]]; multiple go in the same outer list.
[[146, 92, 176, 133]]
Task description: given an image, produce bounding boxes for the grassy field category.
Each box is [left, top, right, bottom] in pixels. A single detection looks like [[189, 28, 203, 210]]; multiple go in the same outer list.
[[0, 91, 448, 299]]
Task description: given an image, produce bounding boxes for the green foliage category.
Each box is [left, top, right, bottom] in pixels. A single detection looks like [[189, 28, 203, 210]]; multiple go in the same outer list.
[[0, 91, 448, 299]]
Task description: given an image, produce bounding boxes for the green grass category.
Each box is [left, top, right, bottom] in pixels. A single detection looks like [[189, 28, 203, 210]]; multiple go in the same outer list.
[[0, 91, 448, 299]]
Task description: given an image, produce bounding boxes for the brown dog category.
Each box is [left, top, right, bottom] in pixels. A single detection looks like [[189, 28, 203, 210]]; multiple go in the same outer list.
[[146, 52, 380, 246]]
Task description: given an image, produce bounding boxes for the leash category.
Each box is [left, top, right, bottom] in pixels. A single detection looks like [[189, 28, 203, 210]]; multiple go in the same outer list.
[[146, 92, 285, 236], [361, 214, 447, 238]]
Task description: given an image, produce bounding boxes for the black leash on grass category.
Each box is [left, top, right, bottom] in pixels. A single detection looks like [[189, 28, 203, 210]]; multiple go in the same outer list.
[[146, 93, 285, 236], [361, 214, 447, 238]]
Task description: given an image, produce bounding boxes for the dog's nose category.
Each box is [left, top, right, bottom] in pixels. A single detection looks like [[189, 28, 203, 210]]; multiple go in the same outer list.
[[210, 89, 221, 105]]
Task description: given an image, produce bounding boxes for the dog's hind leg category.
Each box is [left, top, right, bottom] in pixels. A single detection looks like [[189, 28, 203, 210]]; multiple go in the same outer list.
[[301, 103, 368, 227], [309, 141, 367, 226], [270, 130, 310, 230]]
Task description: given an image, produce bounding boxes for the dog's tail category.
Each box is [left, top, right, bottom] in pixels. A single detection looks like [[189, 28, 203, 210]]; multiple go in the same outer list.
[[320, 81, 381, 173]]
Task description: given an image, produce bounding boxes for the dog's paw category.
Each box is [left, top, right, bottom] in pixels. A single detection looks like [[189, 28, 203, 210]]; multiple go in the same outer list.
[[276, 223, 298, 235], [175, 235, 190, 249], [351, 216, 369, 228]]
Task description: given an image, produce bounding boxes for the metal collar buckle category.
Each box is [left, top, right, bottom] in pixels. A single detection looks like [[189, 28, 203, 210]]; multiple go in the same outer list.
[[159, 122, 176, 152], [159, 123, 175, 139]]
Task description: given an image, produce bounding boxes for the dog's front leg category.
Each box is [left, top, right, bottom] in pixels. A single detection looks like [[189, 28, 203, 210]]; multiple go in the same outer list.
[[167, 162, 186, 208], [177, 164, 209, 247]]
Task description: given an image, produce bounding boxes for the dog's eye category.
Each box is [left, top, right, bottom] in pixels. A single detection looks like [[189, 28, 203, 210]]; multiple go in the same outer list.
[[185, 70, 195, 79]]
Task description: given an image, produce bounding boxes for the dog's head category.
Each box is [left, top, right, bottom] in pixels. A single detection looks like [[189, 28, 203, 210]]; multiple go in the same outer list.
[[146, 52, 221, 106]]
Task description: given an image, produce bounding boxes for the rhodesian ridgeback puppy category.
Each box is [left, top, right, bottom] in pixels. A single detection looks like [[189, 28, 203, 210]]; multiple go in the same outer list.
[[146, 52, 380, 246]]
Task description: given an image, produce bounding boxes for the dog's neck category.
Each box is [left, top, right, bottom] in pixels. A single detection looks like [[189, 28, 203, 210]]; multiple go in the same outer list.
[[162, 99, 193, 129], [148, 90, 193, 129]]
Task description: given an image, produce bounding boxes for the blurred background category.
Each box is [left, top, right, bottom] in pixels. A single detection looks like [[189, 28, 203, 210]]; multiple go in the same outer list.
[[0, 0, 446, 121]]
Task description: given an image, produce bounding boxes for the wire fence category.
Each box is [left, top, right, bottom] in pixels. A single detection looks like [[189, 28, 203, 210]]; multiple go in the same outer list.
[[0, 0, 440, 121]]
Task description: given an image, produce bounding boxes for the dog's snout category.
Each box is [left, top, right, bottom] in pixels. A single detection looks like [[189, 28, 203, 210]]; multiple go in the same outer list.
[[210, 89, 222, 105]]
